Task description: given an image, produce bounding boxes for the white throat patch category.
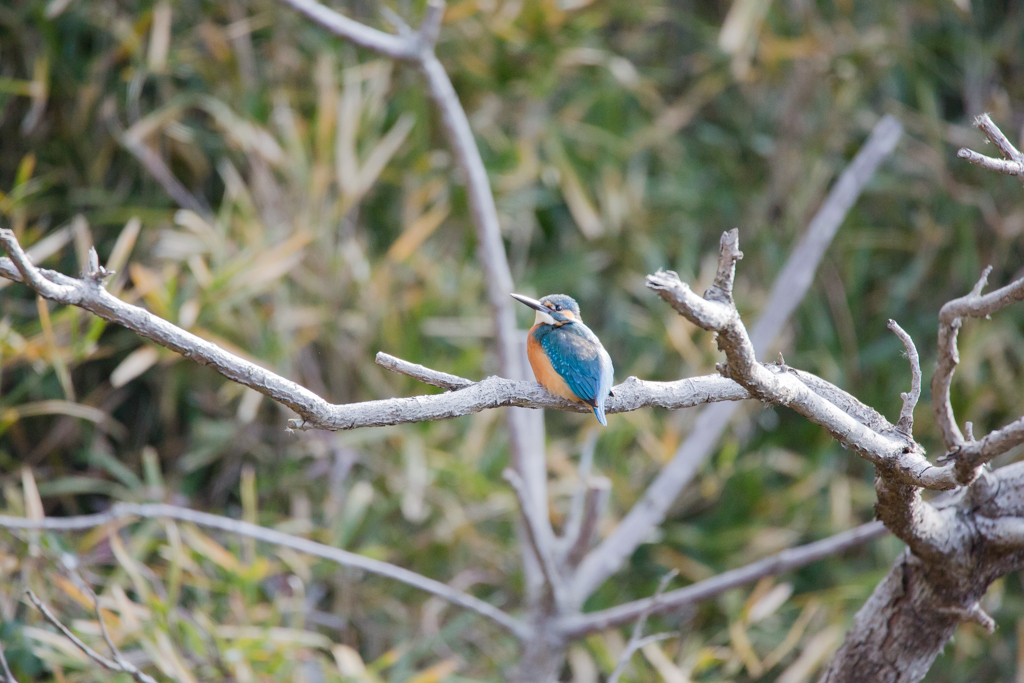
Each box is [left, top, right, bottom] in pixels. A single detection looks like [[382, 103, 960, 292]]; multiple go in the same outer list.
[[534, 309, 556, 326]]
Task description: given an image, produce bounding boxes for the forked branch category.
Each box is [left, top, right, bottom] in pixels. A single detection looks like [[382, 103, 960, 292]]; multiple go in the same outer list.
[[957, 113, 1024, 182], [644, 229, 1023, 492], [26, 589, 159, 683], [931, 263, 1024, 456]]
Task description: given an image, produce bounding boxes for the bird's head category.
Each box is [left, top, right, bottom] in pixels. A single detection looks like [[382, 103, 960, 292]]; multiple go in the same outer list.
[[510, 293, 581, 326]]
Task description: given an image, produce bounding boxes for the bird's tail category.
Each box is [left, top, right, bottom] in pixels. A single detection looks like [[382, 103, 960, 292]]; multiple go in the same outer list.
[[593, 404, 607, 427]]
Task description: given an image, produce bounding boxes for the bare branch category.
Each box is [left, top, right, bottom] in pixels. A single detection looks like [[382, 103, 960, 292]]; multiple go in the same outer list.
[[26, 590, 124, 673], [415, 46, 551, 574], [271, 0, 552, 589], [975, 113, 1024, 162], [607, 570, 679, 683], [560, 521, 886, 638], [418, 0, 445, 49], [55, 559, 160, 683], [376, 351, 473, 390], [0, 237, 749, 432], [747, 115, 904, 353], [957, 114, 1024, 181], [572, 115, 903, 603], [275, 0, 417, 59], [975, 515, 1024, 549], [932, 265, 1024, 453], [704, 228, 743, 304], [647, 262, 917, 469], [0, 229, 77, 300], [0, 503, 527, 638], [887, 320, 921, 435], [957, 148, 1024, 177], [956, 416, 1024, 474]]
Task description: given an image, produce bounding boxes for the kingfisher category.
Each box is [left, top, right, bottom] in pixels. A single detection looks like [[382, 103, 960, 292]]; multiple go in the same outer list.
[[511, 293, 615, 426]]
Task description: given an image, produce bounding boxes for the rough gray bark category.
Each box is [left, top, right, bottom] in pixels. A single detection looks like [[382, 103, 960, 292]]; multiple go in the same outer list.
[[822, 553, 972, 683], [819, 116, 1024, 682]]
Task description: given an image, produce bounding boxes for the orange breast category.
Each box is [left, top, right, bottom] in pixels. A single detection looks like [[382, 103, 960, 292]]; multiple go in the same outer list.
[[527, 327, 582, 402]]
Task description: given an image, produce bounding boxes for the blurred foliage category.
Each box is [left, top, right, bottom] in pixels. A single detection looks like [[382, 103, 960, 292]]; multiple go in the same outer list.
[[1, 0, 1024, 680]]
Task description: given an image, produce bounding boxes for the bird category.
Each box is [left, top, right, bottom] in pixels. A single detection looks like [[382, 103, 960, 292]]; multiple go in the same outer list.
[[511, 293, 615, 426]]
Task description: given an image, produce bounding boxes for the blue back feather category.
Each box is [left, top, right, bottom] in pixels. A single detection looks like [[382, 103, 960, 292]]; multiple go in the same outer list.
[[533, 321, 614, 425]]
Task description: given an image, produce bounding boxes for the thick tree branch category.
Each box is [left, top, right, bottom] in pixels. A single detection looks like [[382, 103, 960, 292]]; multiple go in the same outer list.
[[644, 237, 950, 489], [571, 115, 903, 604], [0, 239, 750, 430], [0, 503, 528, 638], [559, 521, 886, 638]]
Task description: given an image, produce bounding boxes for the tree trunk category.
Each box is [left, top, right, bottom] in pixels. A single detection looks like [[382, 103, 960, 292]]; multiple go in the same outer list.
[[820, 551, 986, 683], [515, 621, 567, 683]]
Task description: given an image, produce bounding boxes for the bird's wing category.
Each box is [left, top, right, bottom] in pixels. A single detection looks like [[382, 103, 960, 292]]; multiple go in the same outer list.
[[540, 325, 605, 407]]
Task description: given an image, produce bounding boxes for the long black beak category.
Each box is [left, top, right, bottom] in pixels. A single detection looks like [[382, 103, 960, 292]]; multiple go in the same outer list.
[[510, 293, 545, 312]]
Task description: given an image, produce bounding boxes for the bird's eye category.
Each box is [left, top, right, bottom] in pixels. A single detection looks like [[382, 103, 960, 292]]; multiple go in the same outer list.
[[555, 305, 562, 311]]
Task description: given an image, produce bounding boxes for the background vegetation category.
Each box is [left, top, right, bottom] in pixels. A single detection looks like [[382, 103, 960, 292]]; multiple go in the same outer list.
[[1, 0, 1023, 680]]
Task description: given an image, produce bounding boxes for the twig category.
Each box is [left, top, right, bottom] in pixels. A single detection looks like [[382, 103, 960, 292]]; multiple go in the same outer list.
[[957, 148, 1023, 177], [61, 562, 159, 683], [703, 228, 743, 304], [375, 352, 473, 390], [607, 570, 678, 683], [571, 115, 903, 603], [887, 320, 921, 436], [957, 113, 1024, 183], [559, 521, 886, 638], [26, 591, 124, 673], [0, 503, 527, 638], [936, 602, 996, 634], [931, 260, 1024, 457]]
